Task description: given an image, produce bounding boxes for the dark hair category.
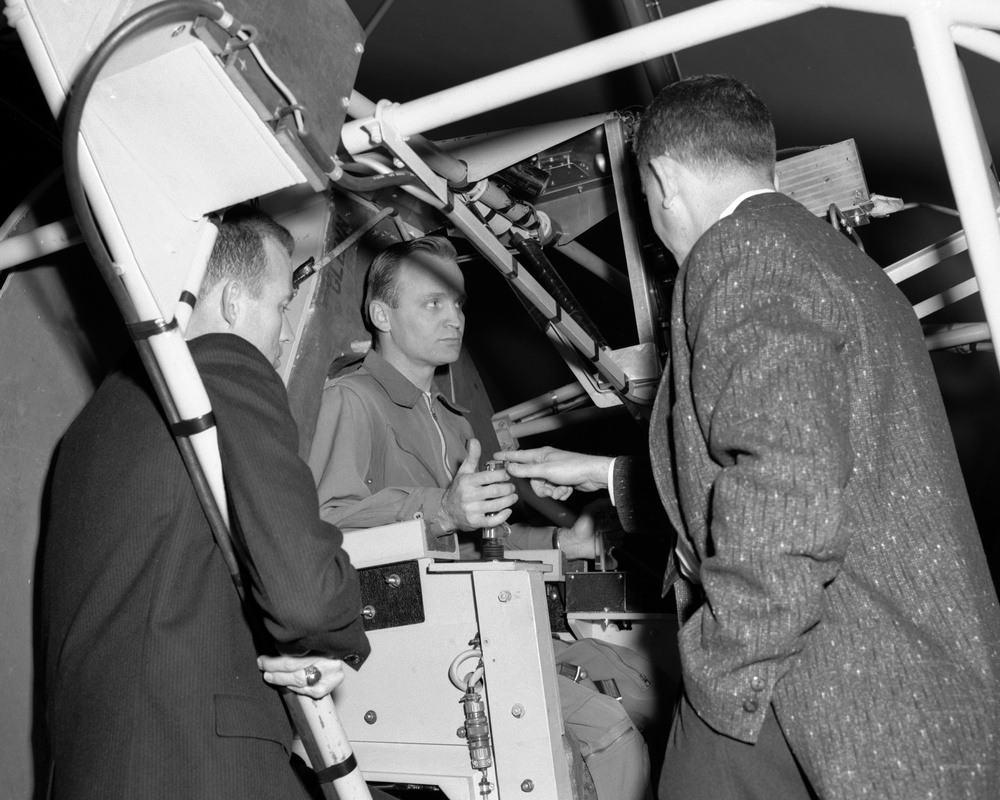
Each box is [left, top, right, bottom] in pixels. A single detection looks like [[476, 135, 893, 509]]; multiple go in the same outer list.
[[363, 236, 458, 328], [201, 207, 295, 298], [633, 75, 775, 181]]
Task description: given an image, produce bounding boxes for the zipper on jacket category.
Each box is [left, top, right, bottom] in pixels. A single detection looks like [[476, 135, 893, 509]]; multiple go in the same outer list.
[[423, 392, 453, 481]]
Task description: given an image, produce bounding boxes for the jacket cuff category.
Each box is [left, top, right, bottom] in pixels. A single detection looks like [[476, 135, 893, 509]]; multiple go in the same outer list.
[[677, 616, 775, 743]]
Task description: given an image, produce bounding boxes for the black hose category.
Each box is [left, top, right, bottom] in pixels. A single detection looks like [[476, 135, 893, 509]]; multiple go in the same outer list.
[[332, 168, 421, 193], [510, 235, 608, 349]]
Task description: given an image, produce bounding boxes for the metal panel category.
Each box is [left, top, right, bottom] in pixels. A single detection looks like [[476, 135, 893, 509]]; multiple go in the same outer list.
[[776, 139, 870, 216]]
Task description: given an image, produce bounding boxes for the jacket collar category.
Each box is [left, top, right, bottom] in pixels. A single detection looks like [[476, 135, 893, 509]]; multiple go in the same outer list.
[[362, 350, 469, 414]]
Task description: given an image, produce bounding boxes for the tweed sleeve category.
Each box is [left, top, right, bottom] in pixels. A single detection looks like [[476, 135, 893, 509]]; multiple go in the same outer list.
[[679, 223, 855, 742], [194, 335, 370, 663]]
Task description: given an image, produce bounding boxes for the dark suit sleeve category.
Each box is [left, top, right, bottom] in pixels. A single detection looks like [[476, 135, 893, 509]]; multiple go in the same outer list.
[[679, 216, 854, 741], [194, 335, 370, 664], [612, 455, 670, 535]]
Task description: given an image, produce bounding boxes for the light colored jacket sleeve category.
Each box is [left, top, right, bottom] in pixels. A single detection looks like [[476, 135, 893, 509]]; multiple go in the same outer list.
[[308, 382, 451, 533]]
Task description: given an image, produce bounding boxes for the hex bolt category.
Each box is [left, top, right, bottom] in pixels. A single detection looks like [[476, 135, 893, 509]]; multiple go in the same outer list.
[[354, 42, 365, 54], [521, 779, 535, 792], [498, 591, 512, 603], [511, 703, 525, 718], [457, 726, 467, 739], [363, 710, 377, 724]]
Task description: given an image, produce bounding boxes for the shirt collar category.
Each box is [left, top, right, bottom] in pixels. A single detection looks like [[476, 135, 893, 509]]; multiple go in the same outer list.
[[719, 188, 777, 220], [362, 350, 468, 414]]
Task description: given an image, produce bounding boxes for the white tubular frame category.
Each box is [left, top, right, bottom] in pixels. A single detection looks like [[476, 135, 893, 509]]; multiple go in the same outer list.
[[342, 0, 1000, 372]]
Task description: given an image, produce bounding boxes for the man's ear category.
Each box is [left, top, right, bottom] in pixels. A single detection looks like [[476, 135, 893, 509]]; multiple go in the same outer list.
[[220, 280, 242, 329], [368, 300, 391, 333], [647, 154, 679, 209]]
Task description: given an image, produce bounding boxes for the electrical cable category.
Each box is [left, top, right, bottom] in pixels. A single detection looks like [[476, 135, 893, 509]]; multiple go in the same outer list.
[[238, 27, 304, 133], [448, 648, 484, 691], [510, 234, 609, 348]]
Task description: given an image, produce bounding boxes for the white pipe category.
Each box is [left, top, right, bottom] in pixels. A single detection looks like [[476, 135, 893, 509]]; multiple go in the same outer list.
[[508, 406, 611, 439], [0, 167, 63, 241], [496, 382, 590, 423], [823, 0, 999, 27], [952, 25, 1000, 64], [909, 9, 1000, 355], [0, 218, 82, 270], [924, 322, 991, 351], [341, 0, 815, 153], [884, 230, 968, 284], [174, 221, 219, 334], [913, 277, 980, 320]]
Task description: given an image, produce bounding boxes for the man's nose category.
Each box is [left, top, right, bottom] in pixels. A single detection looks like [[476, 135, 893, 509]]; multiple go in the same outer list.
[[281, 313, 294, 343], [445, 304, 464, 328]]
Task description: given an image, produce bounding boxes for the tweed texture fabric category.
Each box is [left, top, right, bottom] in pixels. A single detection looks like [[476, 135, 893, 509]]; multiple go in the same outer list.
[[41, 334, 369, 800], [621, 193, 1000, 798]]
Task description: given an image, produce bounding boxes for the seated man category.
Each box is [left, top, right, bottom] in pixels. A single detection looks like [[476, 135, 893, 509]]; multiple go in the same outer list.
[[308, 235, 652, 800]]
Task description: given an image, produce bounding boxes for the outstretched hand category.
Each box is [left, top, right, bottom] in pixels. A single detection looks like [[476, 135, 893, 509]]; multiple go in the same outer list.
[[493, 446, 613, 501], [439, 438, 517, 531]]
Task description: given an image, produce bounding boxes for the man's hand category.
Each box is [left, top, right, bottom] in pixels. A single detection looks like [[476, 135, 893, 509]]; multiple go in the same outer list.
[[439, 439, 517, 531], [257, 654, 345, 699], [494, 447, 613, 501], [556, 499, 623, 566]]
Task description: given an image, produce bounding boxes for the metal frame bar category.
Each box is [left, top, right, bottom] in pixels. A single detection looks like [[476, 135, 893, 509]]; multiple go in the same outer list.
[[341, 0, 1000, 373]]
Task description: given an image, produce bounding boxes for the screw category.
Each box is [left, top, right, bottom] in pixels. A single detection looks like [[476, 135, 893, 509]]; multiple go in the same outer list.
[[457, 726, 467, 738], [362, 605, 376, 619], [170, 24, 186, 37], [340, 96, 351, 108], [521, 779, 535, 792], [385, 574, 401, 588], [498, 591, 512, 603], [354, 42, 365, 54], [511, 704, 525, 718], [364, 710, 377, 724]]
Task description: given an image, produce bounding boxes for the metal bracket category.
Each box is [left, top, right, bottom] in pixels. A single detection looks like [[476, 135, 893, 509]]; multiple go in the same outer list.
[[373, 100, 451, 205]]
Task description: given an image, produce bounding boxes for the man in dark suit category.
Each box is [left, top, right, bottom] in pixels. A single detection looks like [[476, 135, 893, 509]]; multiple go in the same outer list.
[[497, 75, 1000, 799], [40, 212, 371, 799]]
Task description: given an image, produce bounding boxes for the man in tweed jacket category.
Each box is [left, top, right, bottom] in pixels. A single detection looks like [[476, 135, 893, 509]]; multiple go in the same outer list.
[[499, 75, 1000, 799]]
